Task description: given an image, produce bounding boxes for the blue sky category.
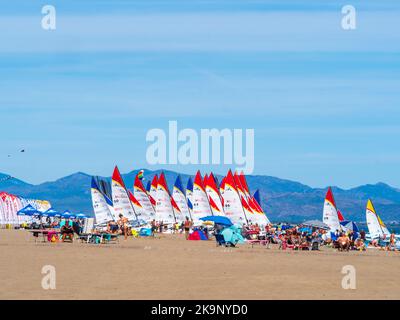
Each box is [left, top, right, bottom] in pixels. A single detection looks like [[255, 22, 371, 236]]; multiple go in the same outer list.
[[1, 0, 399, 188]]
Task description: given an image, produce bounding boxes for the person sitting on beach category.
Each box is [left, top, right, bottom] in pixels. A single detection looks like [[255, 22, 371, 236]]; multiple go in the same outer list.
[[355, 238, 366, 251], [337, 233, 350, 251], [117, 214, 129, 240], [61, 220, 74, 242], [360, 229, 366, 241], [107, 220, 119, 234]]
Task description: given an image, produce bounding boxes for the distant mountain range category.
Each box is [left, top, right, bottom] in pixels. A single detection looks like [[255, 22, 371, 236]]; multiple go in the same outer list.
[[1, 171, 399, 223]]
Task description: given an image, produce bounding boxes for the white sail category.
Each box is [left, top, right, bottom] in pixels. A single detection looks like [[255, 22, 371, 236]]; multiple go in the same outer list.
[[91, 178, 114, 225], [111, 166, 137, 222], [155, 173, 176, 224], [191, 171, 212, 225], [366, 199, 390, 239], [222, 171, 248, 225], [322, 188, 341, 233], [204, 173, 224, 216], [133, 175, 156, 222], [172, 178, 191, 219]]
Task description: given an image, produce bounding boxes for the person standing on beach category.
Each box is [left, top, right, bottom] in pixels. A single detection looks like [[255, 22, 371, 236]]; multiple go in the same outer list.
[[184, 217, 192, 240], [151, 219, 157, 236], [118, 214, 129, 240]]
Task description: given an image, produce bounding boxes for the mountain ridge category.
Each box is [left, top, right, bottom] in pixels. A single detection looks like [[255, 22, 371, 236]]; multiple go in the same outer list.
[[1, 170, 399, 223]]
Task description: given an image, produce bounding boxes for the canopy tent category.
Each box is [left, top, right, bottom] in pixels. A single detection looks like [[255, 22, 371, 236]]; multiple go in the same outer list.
[[61, 210, 76, 219], [301, 220, 330, 230], [17, 204, 43, 216], [199, 216, 233, 227], [43, 208, 61, 218]]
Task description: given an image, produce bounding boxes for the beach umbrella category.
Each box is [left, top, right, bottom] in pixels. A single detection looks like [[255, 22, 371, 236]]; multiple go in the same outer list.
[[340, 220, 359, 233], [17, 204, 42, 216], [199, 216, 233, 227], [301, 220, 330, 230], [76, 213, 87, 219]]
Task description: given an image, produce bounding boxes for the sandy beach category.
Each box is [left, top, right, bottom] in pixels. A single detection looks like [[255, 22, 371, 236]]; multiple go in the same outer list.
[[0, 229, 399, 300]]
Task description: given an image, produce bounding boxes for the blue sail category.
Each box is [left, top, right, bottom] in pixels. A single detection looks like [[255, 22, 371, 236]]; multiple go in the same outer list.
[[146, 180, 151, 192], [174, 175, 185, 193], [186, 177, 193, 209]]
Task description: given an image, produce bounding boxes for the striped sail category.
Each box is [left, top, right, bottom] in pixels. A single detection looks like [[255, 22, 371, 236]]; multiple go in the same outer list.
[[204, 172, 224, 216], [322, 187, 341, 232], [191, 171, 212, 225], [222, 170, 248, 225], [155, 172, 176, 224], [366, 199, 390, 239], [172, 175, 191, 221], [111, 166, 137, 222], [91, 177, 114, 225], [133, 174, 156, 222]]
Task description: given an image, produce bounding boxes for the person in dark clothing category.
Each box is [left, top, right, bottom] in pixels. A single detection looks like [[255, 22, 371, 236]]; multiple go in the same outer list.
[[61, 220, 74, 242]]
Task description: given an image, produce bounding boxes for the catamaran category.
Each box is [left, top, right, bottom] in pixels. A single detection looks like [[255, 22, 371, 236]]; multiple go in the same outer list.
[[322, 187, 342, 235], [90, 167, 273, 229], [365, 199, 394, 240]]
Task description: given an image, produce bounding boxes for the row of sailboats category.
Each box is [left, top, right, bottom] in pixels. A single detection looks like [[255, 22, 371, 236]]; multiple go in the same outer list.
[[91, 166, 270, 227], [322, 187, 396, 240]]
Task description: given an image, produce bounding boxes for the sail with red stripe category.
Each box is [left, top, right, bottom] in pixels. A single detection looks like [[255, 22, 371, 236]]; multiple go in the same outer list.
[[111, 166, 137, 222], [148, 174, 158, 207], [322, 187, 341, 232], [133, 173, 156, 222], [204, 172, 224, 216], [172, 175, 191, 221], [222, 170, 248, 225], [155, 172, 176, 224], [192, 170, 212, 225]]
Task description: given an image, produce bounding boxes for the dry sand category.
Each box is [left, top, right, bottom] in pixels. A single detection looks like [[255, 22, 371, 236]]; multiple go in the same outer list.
[[0, 229, 399, 300]]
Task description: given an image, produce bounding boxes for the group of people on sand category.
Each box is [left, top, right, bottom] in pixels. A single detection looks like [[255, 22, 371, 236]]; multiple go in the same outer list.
[[151, 216, 194, 239], [238, 222, 399, 252], [105, 214, 129, 240], [97, 215, 400, 252], [104, 214, 195, 241]]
